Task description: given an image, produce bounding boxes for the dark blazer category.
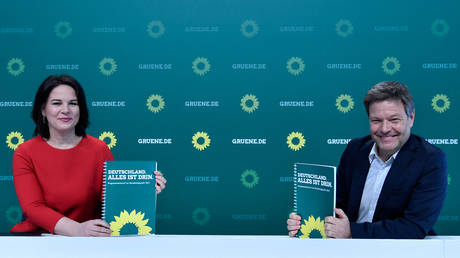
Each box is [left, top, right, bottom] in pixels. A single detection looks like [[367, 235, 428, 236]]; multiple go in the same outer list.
[[336, 134, 448, 239]]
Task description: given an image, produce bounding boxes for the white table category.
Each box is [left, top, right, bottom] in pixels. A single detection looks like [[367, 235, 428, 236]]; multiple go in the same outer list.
[[0, 235, 459, 258]]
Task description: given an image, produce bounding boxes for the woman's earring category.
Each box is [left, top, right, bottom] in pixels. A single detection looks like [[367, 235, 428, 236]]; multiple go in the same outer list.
[[42, 116, 47, 124]]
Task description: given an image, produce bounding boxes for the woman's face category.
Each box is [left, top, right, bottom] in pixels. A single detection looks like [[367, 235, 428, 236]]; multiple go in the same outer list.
[[42, 84, 80, 137]]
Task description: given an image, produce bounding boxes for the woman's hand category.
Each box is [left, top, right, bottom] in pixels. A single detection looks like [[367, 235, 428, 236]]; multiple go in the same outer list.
[[154, 171, 167, 194], [78, 219, 111, 236], [54, 217, 111, 236]]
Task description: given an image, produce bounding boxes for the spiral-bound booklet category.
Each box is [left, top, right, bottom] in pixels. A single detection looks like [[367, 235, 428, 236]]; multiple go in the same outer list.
[[293, 162, 336, 238], [103, 160, 157, 236]]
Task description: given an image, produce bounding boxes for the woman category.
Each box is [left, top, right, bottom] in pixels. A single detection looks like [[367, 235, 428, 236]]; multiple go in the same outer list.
[[11, 75, 166, 236]]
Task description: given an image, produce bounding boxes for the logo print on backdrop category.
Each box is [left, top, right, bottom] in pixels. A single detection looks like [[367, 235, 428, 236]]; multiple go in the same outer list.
[[286, 132, 306, 151], [146, 20, 165, 38], [192, 57, 211, 76], [54, 21, 72, 39], [241, 20, 259, 38], [6, 58, 25, 76], [240, 169, 260, 189], [431, 94, 450, 113], [109, 210, 152, 236], [240, 94, 259, 113], [335, 19, 353, 37], [192, 131, 211, 151], [5, 131, 24, 150], [335, 94, 354, 113], [381, 56, 400, 75], [286, 57, 305, 76], [146, 94, 165, 113], [299, 216, 326, 239], [192, 207, 210, 226], [99, 57, 118, 76], [431, 19, 449, 37], [99, 131, 117, 149], [5, 205, 22, 224]]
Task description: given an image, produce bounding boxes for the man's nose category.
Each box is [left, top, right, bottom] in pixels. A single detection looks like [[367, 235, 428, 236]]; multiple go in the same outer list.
[[381, 120, 391, 133]]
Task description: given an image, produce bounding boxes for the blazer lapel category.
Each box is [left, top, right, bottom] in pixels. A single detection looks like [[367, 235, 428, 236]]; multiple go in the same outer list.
[[373, 135, 418, 220], [348, 141, 373, 221]]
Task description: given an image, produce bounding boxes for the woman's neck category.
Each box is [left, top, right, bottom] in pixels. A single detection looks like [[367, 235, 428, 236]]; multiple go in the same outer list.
[[46, 130, 82, 149]]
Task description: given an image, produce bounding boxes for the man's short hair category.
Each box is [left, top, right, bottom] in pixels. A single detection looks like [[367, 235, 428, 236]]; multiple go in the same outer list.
[[363, 81, 414, 117]]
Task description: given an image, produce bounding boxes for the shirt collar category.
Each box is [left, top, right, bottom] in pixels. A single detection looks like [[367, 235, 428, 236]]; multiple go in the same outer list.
[[369, 143, 399, 164]]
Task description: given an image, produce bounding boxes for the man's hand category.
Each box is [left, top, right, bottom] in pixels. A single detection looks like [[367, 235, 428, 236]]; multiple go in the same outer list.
[[324, 208, 351, 238], [287, 212, 301, 237]]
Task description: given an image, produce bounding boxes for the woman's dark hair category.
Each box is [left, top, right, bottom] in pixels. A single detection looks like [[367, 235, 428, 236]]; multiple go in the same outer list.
[[32, 75, 89, 139]]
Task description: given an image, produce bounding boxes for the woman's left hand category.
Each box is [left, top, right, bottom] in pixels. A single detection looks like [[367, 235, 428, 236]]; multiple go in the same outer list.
[[154, 171, 167, 194]]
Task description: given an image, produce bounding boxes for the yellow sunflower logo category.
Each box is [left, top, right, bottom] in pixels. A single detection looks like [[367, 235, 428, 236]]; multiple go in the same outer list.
[[192, 131, 211, 151], [241, 169, 260, 189], [336, 19, 353, 37], [299, 215, 326, 239], [54, 21, 72, 39], [192, 207, 210, 226], [431, 19, 449, 37], [6, 131, 24, 150], [240, 94, 259, 113], [147, 20, 165, 38], [5, 206, 22, 224], [336, 94, 354, 113], [192, 57, 211, 76], [241, 20, 259, 38], [109, 210, 152, 236], [287, 132, 306, 151], [432, 94, 450, 113], [286, 57, 305, 76], [146, 94, 165, 113], [99, 57, 118, 76], [382, 56, 400, 75], [7, 58, 25, 76], [99, 131, 117, 149]]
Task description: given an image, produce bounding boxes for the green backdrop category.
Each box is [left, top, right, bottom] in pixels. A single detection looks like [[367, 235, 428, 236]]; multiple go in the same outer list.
[[1, 0, 459, 235]]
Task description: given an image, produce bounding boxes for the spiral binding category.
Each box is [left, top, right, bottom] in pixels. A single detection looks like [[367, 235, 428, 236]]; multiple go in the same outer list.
[[293, 163, 297, 213], [101, 161, 107, 221]]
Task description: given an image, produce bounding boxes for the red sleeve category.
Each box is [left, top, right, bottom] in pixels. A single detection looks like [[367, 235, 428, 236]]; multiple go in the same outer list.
[[12, 145, 64, 234], [100, 143, 114, 174], [104, 145, 114, 162]]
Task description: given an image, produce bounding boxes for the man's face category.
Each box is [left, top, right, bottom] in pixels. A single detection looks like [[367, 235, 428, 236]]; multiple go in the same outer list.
[[368, 99, 414, 161]]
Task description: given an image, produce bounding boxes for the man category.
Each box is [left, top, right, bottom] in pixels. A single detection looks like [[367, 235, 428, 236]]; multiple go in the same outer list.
[[287, 81, 447, 238]]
